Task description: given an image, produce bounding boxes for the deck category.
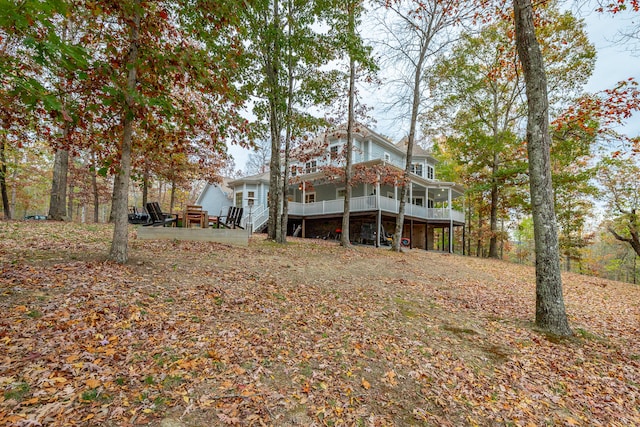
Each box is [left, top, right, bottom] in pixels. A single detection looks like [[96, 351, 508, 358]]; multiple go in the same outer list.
[[286, 195, 465, 223]]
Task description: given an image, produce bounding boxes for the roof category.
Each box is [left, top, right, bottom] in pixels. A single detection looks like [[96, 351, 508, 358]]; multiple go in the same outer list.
[[195, 178, 234, 204], [395, 137, 438, 163], [228, 171, 271, 186]]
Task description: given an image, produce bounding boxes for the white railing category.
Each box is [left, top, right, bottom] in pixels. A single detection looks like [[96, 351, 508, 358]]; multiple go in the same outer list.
[[285, 195, 464, 222], [379, 196, 399, 213], [243, 205, 269, 232]]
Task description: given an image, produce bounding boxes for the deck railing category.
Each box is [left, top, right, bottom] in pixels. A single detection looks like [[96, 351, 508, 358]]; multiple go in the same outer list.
[[286, 195, 464, 222], [242, 205, 269, 232]]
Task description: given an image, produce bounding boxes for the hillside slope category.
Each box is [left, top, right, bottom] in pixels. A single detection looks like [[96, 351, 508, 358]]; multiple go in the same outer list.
[[1, 222, 638, 426]]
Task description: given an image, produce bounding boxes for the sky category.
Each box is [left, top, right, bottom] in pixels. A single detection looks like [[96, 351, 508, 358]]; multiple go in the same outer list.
[[227, 7, 640, 172]]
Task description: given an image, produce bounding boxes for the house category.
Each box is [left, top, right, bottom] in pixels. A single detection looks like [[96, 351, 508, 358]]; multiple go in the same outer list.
[[205, 124, 465, 251], [195, 177, 235, 218]]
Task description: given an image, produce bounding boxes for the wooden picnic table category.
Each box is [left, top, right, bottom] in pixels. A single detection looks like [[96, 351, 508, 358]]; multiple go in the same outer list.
[[182, 205, 208, 228]]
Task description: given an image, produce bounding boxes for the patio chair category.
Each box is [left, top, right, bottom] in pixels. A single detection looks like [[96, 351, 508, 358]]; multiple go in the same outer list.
[[144, 202, 178, 227], [217, 206, 244, 229], [128, 206, 150, 225]]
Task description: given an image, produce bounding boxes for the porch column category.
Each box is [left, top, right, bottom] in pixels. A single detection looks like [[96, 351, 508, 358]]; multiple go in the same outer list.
[[409, 183, 413, 216], [302, 182, 306, 213], [394, 180, 398, 203], [376, 210, 381, 247], [243, 183, 247, 209]]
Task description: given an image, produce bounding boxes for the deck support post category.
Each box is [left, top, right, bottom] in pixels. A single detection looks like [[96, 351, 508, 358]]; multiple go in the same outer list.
[[410, 218, 413, 249], [376, 176, 381, 248], [376, 210, 381, 247]]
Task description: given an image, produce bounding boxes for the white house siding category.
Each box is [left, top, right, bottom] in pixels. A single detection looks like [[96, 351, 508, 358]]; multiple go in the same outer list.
[[196, 184, 233, 218]]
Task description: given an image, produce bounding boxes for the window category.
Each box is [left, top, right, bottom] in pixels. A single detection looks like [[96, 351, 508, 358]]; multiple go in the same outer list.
[[247, 191, 255, 206], [290, 165, 297, 176], [305, 160, 317, 174], [337, 188, 346, 198], [235, 191, 243, 207], [410, 163, 423, 177], [305, 193, 316, 203], [330, 145, 339, 160], [383, 152, 391, 162], [427, 165, 434, 180], [428, 199, 434, 208], [411, 197, 424, 206]]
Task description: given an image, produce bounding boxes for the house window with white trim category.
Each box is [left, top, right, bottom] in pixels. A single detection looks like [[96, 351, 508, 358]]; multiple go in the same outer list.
[[235, 191, 243, 207], [305, 161, 317, 174], [305, 192, 316, 203], [426, 165, 434, 180], [330, 145, 339, 160], [290, 165, 297, 176], [247, 191, 255, 206], [383, 152, 391, 162], [410, 163, 423, 177], [411, 197, 424, 206]]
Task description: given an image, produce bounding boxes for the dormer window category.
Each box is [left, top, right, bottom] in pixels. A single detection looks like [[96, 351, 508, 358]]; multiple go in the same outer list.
[[427, 165, 434, 180]]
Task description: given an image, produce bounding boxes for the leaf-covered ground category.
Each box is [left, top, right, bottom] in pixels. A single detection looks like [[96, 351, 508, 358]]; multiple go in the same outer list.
[[0, 222, 638, 426]]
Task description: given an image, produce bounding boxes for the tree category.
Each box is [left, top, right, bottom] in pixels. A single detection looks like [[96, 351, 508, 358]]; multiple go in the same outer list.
[[246, 139, 271, 175], [514, 0, 571, 335], [597, 155, 640, 257], [327, 0, 376, 247], [243, 0, 342, 243], [550, 108, 599, 272], [429, 5, 595, 259], [377, 0, 473, 252]]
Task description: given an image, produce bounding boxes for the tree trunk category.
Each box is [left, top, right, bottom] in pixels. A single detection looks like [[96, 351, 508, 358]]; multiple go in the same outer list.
[[170, 180, 176, 214], [142, 167, 149, 210], [48, 147, 69, 220], [0, 139, 10, 219], [91, 153, 99, 223], [488, 153, 499, 258], [279, 0, 294, 244], [67, 183, 74, 221], [466, 193, 472, 256], [108, 178, 118, 223], [109, 1, 140, 263], [476, 211, 483, 257], [514, 0, 571, 336], [341, 1, 356, 248], [267, 0, 282, 242], [393, 43, 427, 252]]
